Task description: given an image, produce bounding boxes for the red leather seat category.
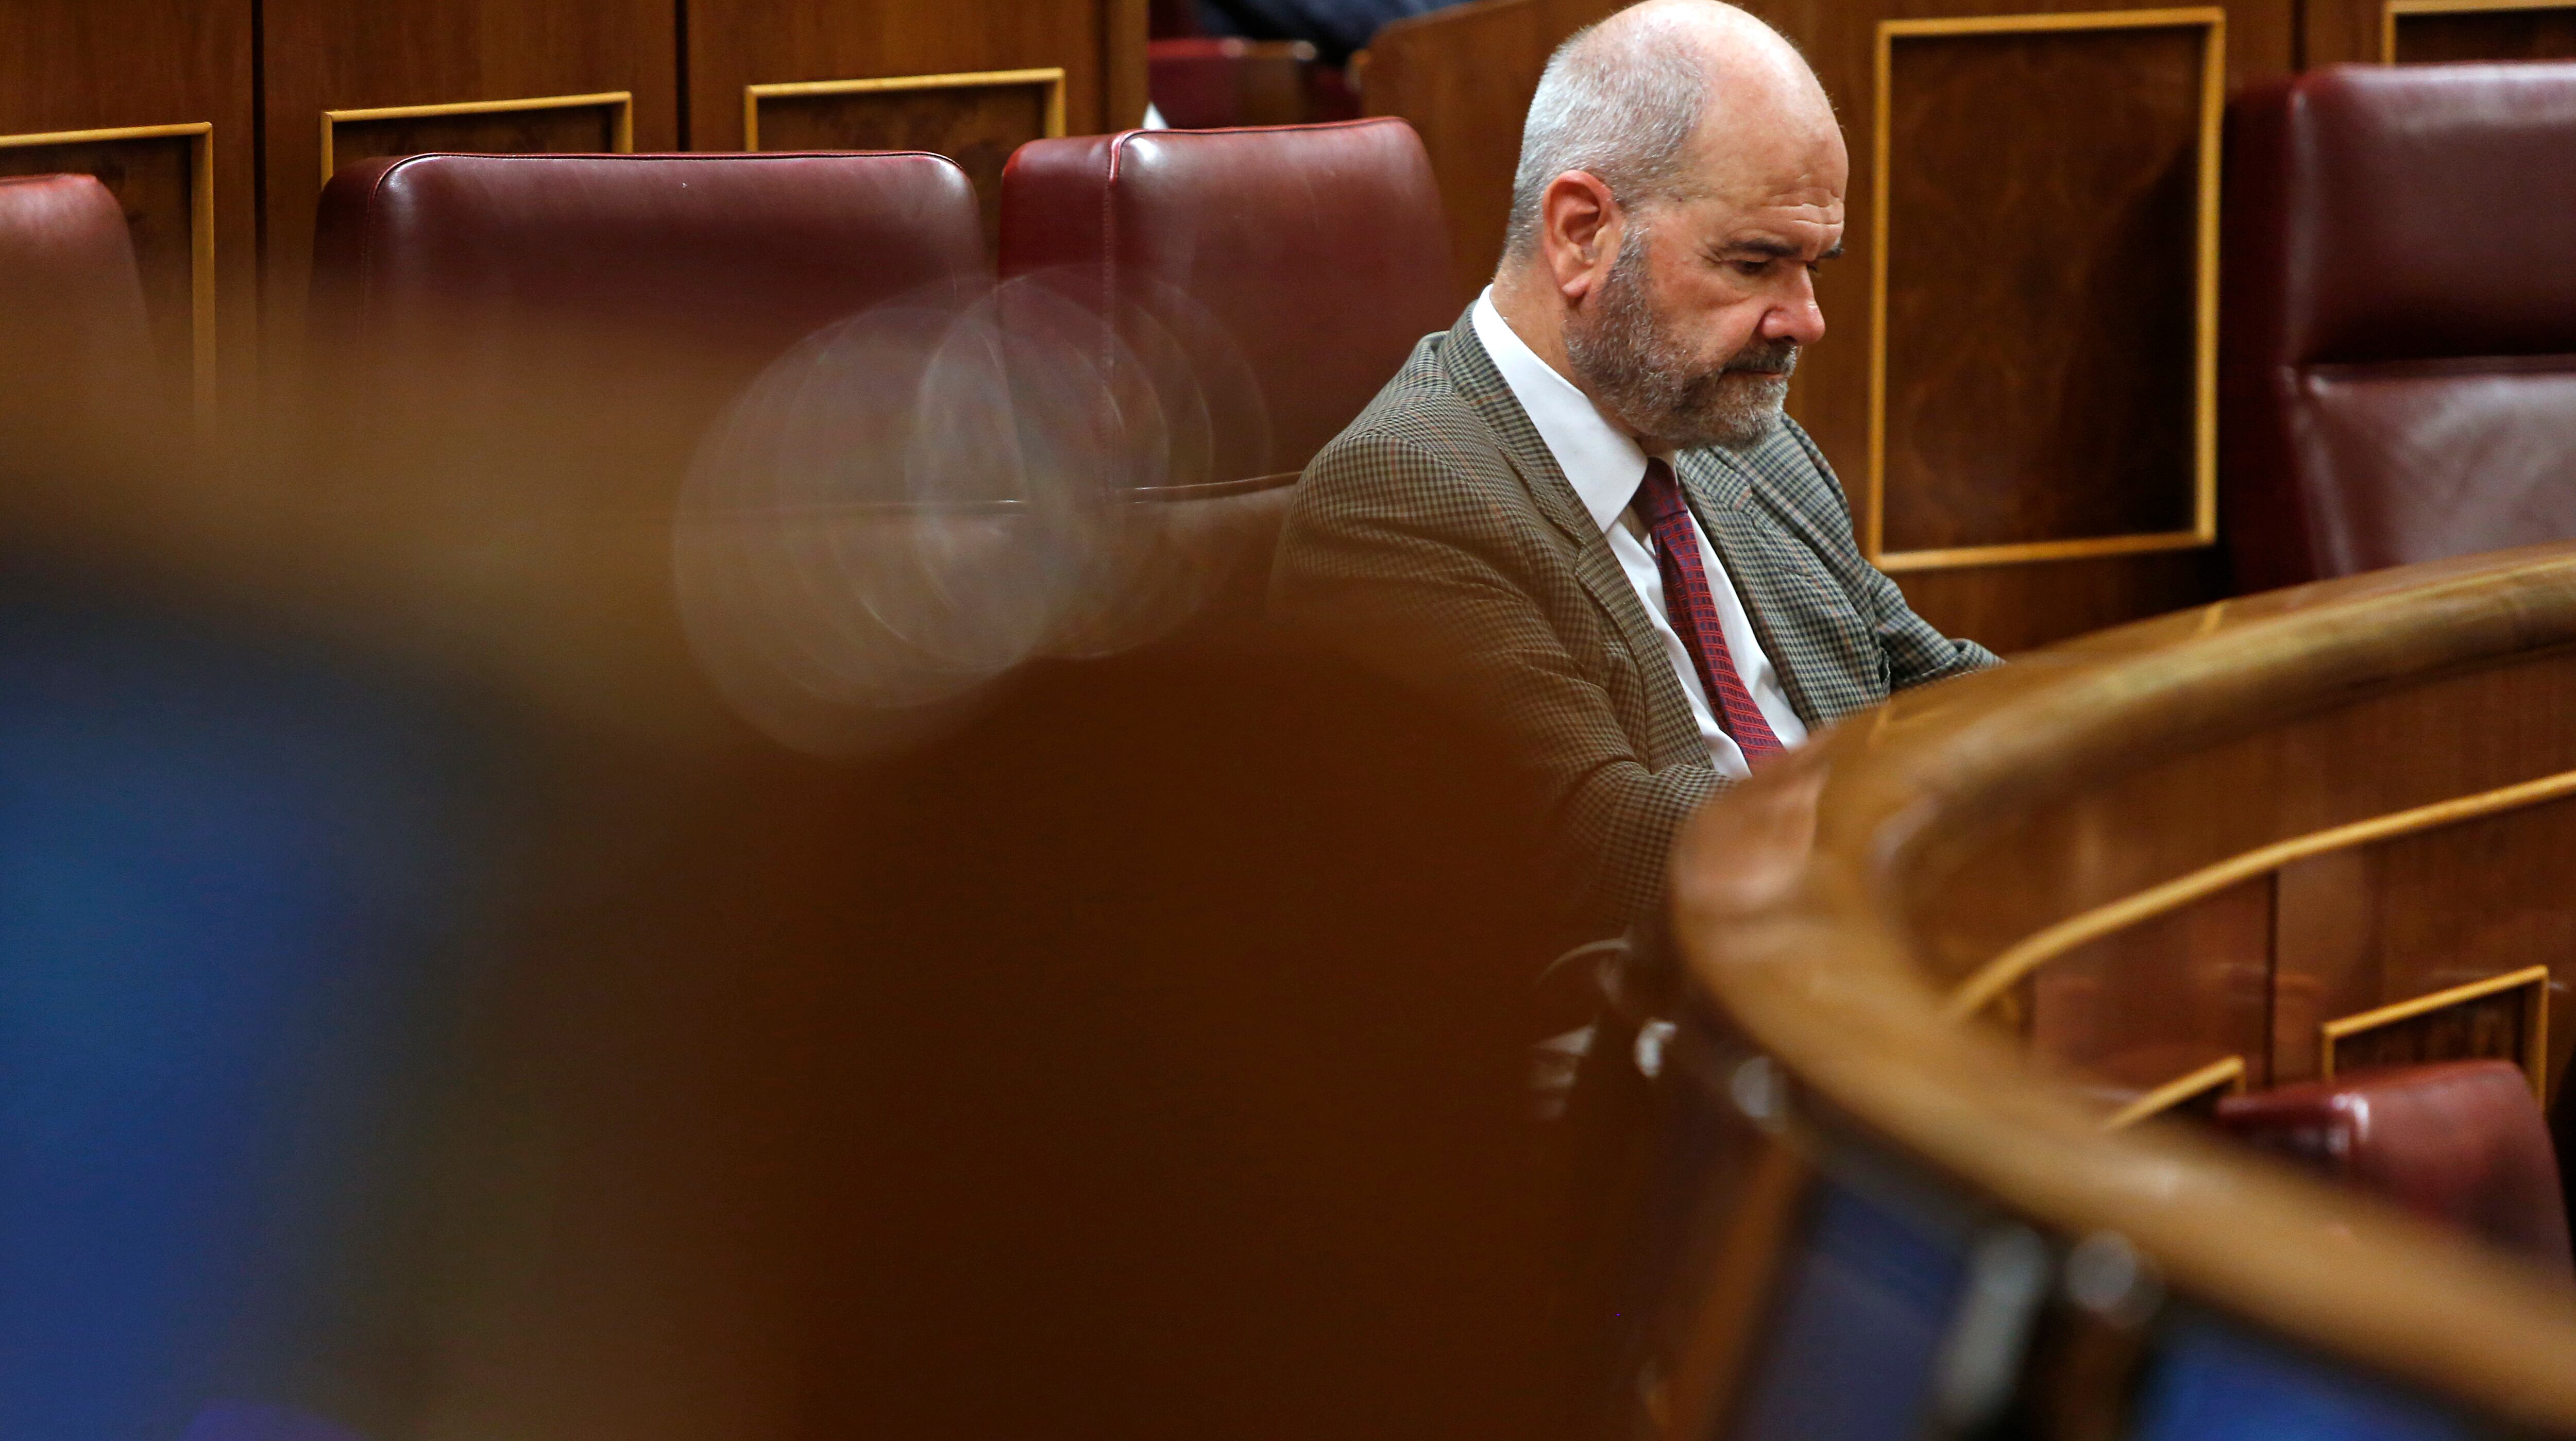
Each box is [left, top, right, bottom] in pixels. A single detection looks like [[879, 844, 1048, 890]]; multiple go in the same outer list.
[[996, 120, 1454, 632], [2222, 64, 2576, 591], [0, 173, 159, 417], [312, 150, 987, 393], [2215, 1061, 2574, 1277]]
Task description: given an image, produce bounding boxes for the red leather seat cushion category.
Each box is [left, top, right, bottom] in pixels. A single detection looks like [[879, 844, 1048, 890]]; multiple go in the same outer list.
[[2216, 1060, 2574, 1277], [997, 118, 1455, 488], [0, 173, 158, 411], [313, 151, 987, 373], [2222, 64, 2576, 590]]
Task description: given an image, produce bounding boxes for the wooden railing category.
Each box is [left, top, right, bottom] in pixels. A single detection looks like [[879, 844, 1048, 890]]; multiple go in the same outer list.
[[1656, 541, 2576, 1438]]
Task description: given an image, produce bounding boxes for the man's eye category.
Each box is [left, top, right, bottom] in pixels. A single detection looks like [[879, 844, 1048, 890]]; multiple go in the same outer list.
[[1732, 259, 1772, 277]]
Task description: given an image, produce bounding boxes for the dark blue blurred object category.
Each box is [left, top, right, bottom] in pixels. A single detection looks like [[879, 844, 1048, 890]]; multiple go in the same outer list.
[[0, 569, 499, 1440], [1725, 1179, 1973, 1441], [1197, 0, 1470, 60], [2130, 1316, 2479, 1441]]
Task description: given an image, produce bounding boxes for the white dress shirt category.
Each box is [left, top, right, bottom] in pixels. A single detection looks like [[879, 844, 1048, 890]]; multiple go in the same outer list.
[[1469, 288, 1808, 777]]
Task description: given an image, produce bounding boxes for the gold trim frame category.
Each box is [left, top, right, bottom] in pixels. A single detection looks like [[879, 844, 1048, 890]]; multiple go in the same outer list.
[[2321, 965, 2550, 1100], [320, 91, 635, 189], [0, 121, 216, 415], [743, 67, 1069, 151], [1948, 767, 2576, 1019], [2103, 1055, 2247, 1129], [1867, 9, 2225, 573], [2383, 0, 2576, 60]]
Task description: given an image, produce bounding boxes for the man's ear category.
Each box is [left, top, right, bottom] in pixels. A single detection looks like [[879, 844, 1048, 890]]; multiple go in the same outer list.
[[1540, 170, 1623, 303]]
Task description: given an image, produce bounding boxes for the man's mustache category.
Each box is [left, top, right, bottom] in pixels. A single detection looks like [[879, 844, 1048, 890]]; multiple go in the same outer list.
[[1722, 341, 1800, 377]]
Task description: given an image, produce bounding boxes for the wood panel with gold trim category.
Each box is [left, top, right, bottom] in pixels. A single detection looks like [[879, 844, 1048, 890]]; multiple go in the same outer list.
[[744, 69, 1065, 247], [1672, 544, 2576, 1434], [0, 122, 216, 412], [257, 0, 680, 350], [2103, 1053, 2247, 1128], [1868, 9, 2223, 573], [2308, 0, 2576, 62], [0, 0, 255, 409], [319, 92, 634, 190], [2321, 965, 2550, 1099], [686, 1, 1141, 151]]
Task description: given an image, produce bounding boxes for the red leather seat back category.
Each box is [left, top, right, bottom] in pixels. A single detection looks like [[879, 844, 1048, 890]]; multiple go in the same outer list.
[[998, 119, 1455, 488], [0, 173, 159, 416], [313, 151, 987, 389], [2223, 64, 2576, 590], [997, 121, 1453, 637], [2216, 1060, 2575, 1277]]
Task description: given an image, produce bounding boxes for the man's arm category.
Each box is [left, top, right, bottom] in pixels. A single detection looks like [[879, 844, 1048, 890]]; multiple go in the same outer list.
[[1776, 418, 2002, 689], [1273, 428, 1724, 930]]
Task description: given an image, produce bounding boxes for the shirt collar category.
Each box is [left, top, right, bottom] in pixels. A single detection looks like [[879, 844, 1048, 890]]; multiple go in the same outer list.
[[1470, 287, 1672, 536]]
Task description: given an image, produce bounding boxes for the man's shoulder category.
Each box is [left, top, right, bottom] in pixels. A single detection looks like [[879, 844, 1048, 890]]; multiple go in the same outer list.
[[1304, 329, 1516, 494]]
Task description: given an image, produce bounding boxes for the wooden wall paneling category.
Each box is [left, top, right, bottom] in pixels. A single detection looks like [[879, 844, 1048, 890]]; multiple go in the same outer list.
[[2029, 876, 2275, 1097], [745, 69, 1065, 247], [2388, 0, 2576, 59], [1756, 0, 2295, 655], [1868, 11, 2221, 570], [688, 0, 1146, 247], [2273, 795, 2576, 1095], [259, 0, 680, 349], [0, 0, 255, 413], [2305, 0, 2576, 63], [1361, 0, 1628, 303]]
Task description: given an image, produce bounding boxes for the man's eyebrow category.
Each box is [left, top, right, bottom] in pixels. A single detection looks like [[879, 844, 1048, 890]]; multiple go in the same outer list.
[[1718, 237, 1845, 261]]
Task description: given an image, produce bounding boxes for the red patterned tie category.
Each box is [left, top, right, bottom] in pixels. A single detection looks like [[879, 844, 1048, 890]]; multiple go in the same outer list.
[[1635, 457, 1784, 766]]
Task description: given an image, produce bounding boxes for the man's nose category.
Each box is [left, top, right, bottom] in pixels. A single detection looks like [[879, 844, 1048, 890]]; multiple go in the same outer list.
[[1762, 271, 1828, 346]]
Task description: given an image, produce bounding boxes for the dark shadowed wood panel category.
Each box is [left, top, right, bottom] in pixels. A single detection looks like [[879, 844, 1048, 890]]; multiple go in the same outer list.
[[1876, 20, 2208, 558], [2395, 2, 2576, 58], [2305, 0, 2576, 62], [1362, 0, 1626, 299], [748, 73, 1062, 248], [2031, 877, 2275, 1092], [2273, 798, 2576, 1091], [687, 2, 1141, 152], [0, 0, 253, 408], [1890, 548, 2227, 655], [0, 128, 210, 408], [323, 98, 631, 187], [260, 0, 679, 346], [1761, 0, 2291, 651]]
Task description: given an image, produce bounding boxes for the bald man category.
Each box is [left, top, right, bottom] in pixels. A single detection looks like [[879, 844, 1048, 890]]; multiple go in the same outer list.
[[1273, 0, 1996, 932]]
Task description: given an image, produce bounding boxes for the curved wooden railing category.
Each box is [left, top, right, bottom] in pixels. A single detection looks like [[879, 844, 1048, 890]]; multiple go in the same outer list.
[[1664, 541, 2576, 1438]]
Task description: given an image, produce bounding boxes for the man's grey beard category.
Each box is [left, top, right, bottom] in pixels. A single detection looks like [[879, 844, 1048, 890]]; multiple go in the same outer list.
[[1563, 224, 1798, 450]]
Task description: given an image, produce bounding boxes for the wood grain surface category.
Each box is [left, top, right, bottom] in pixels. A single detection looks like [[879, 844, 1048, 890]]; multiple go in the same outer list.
[[0, 0, 253, 400], [1877, 21, 2205, 554], [1672, 540, 2576, 1435], [259, 0, 678, 350]]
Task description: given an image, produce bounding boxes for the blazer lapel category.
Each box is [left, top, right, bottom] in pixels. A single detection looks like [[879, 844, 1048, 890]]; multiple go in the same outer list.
[[1445, 314, 1705, 765], [1675, 444, 1876, 727]]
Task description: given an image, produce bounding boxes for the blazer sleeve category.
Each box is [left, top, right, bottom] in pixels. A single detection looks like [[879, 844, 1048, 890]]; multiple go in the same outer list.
[[1777, 418, 2003, 688], [1272, 427, 1725, 932]]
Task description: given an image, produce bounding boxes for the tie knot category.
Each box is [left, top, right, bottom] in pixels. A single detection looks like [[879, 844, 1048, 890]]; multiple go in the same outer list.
[[1635, 457, 1690, 526]]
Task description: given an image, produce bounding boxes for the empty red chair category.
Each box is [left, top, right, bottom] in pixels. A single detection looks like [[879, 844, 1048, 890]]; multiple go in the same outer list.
[[312, 150, 987, 399], [0, 173, 159, 417], [996, 121, 1453, 630], [2216, 1060, 2574, 1277], [2222, 64, 2576, 591]]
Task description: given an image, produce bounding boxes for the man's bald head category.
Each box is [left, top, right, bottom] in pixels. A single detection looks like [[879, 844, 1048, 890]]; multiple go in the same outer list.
[[1503, 1, 1833, 262]]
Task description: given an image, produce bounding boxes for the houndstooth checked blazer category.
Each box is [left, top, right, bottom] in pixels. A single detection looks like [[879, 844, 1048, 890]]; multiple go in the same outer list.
[[1271, 307, 1998, 930]]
